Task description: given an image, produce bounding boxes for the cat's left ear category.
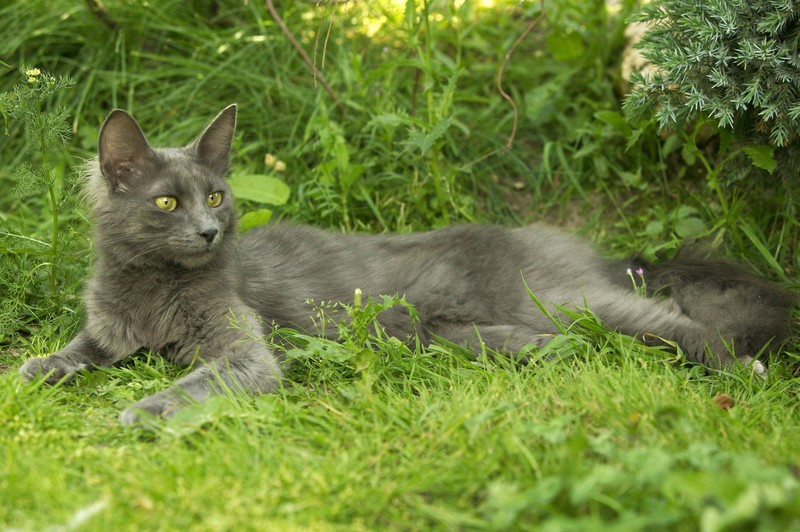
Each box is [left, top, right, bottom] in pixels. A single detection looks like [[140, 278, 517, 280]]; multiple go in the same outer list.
[[190, 104, 237, 175]]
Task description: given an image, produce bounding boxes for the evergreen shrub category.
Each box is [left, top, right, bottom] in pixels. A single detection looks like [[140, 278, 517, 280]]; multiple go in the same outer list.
[[624, 0, 800, 148]]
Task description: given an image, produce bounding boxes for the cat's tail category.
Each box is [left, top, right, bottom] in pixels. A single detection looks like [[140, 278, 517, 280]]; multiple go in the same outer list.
[[639, 252, 796, 360]]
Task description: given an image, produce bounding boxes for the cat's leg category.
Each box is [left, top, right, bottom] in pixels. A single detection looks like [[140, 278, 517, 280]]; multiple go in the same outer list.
[[119, 344, 280, 425], [119, 313, 282, 425], [587, 289, 741, 370], [20, 332, 127, 384]]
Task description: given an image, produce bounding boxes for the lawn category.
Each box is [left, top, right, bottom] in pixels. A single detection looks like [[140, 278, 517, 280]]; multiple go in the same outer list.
[[1, 0, 799, 530]]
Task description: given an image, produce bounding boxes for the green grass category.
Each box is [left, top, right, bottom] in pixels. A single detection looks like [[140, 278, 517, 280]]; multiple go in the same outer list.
[[2, 0, 800, 529], [3, 332, 800, 530]]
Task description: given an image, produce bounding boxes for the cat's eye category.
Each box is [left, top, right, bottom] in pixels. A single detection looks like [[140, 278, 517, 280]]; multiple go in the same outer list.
[[207, 191, 223, 208], [155, 196, 178, 212]]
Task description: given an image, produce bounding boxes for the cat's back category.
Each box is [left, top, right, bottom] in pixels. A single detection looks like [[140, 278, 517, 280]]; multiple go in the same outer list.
[[237, 222, 602, 277], [236, 222, 596, 297], [239, 222, 526, 269]]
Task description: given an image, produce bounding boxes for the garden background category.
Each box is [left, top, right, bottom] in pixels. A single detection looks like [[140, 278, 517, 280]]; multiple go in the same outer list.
[[1, 0, 799, 529]]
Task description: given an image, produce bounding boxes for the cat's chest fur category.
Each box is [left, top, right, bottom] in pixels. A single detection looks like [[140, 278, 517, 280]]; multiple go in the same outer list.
[[84, 263, 234, 364]]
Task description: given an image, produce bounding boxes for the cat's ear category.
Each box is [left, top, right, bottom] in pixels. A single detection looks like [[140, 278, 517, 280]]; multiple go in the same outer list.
[[190, 104, 237, 175], [98, 110, 154, 192]]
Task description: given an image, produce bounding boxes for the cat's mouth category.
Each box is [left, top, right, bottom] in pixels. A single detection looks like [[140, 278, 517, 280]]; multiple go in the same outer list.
[[173, 236, 223, 268], [176, 250, 216, 269]]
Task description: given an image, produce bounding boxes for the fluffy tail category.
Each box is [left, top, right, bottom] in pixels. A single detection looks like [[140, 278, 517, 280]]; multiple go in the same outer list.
[[642, 253, 796, 359]]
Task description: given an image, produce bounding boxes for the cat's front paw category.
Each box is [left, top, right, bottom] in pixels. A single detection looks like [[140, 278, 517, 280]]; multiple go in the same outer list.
[[20, 355, 84, 384], [119, 390, 191, 426]]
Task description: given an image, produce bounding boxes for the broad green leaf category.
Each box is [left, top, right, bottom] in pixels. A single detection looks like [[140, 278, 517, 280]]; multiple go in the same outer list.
[[546, 30, 585, 62], [674, 216, 706, 238], [645, 220, 664, 236], [229, 174, 290, 205], [525, 84, 559, 126], [352, 348, 374, 372], [675, 205, 699, 218], [239, 209, 273, 232], [625, 127, 645, 151]]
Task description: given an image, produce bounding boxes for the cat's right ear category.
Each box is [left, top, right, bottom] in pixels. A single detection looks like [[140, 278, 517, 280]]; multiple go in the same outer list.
[[190, 104, 237, 176], [98, 110, 154, 192]]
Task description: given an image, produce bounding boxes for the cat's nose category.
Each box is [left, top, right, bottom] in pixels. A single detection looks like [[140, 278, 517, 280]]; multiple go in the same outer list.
[[198, 228, 218, 243]]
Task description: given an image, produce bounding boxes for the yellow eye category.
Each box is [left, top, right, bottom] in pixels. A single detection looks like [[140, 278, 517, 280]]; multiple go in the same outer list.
[[207, 191, 223, 208], [155, 196, 178, 212]]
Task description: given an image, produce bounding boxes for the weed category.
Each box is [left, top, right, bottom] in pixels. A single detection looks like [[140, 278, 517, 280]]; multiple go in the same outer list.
[[0, 67, 75, 304]]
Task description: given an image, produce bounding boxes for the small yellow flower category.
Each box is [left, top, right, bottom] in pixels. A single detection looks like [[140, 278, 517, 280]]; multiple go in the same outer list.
[[25, 68, 41, 84], [265, 153, 286, 172]]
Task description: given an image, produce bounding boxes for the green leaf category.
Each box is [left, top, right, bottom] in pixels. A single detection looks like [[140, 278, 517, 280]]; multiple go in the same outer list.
[[238, 209, 273, 232], [595, 110, 631, 137], [743, 145, 777, 174], [229, 174, 290, 205], [681, 142, 698, 166], [352, 348, 374, 373], [546, 30, 585, 62], [618, 170, 644, 189], [524, 84, 559, 126], [674, 216, 706, 239], [364, 112, 413, 130], [403, 116, 453, 155], [645, 220, 664, 236]]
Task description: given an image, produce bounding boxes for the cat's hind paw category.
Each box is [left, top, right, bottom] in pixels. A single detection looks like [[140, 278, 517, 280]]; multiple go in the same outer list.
[[741, 356, 767, 380], [753, 360, 767, 379]]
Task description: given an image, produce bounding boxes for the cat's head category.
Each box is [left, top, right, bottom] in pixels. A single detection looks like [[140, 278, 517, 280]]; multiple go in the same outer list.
[[87, 105, 238, 269]]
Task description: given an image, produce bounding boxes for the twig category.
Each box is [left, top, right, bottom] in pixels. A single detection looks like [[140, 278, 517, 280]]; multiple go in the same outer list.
[[266, 0, 345, 114], [497, 1, 545, 150], [85, 0, 119, 31], [313, 0, 338, 75], [313, 2, 328, 84], [464, 0, 546, 169]]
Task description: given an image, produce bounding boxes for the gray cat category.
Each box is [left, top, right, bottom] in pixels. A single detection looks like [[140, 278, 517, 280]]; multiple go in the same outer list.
[[19, 105, 795, 424]]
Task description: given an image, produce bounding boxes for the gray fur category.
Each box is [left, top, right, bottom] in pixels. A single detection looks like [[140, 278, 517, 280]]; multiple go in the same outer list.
[[20, 105, 796, 424]]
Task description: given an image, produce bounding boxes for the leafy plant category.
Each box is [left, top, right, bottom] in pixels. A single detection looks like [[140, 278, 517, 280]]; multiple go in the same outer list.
[[0, 68, 75, 302], [281, 290, 421, 387], [229, 169, 291, 231]]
